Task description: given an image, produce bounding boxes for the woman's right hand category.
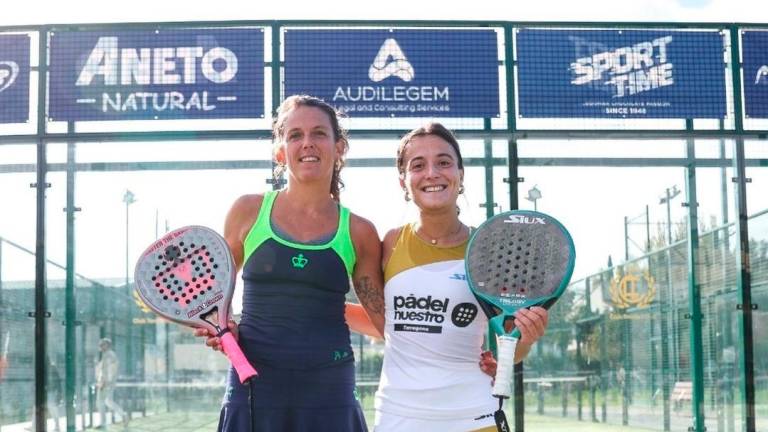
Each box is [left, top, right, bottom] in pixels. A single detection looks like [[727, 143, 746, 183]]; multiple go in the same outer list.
[[194, 320, 238, 353]]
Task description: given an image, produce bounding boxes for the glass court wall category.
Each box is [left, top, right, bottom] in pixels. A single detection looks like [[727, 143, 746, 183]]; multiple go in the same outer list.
[[0, 21, 766, 432]]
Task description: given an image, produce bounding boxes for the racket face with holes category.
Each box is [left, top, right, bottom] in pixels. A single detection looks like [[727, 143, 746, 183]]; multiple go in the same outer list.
[[134, 225, 236, 334], [465, 210, 575, 336]]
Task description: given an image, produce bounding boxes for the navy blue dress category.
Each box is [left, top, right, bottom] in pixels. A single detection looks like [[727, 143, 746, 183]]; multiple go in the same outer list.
[[217, 191, 366, 432]]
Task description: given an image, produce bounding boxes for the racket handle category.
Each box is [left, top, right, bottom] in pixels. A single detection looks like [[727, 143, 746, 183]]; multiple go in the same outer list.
[[220, 332, 258, 384], [492, 335, 518, 398]]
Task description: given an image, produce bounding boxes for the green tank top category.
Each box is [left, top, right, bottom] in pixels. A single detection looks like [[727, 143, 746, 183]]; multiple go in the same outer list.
[[242, 190, 356, 275]]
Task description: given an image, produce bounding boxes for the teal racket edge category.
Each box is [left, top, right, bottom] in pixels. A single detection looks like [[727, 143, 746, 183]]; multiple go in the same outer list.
[[465, 210, 575, 398]]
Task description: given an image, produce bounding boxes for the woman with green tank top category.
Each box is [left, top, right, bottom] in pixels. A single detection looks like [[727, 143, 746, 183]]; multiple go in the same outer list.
[[196, 95, 385, 432]]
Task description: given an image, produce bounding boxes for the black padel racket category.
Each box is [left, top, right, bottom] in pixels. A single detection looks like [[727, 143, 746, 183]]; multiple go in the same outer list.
[[134, 226, 257, 384], [465, 210, 575, 401]]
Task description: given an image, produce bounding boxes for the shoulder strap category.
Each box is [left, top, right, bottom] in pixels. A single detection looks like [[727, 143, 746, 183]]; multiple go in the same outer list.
[[329, 205, 356, 276], [243, 191, 277, 263]]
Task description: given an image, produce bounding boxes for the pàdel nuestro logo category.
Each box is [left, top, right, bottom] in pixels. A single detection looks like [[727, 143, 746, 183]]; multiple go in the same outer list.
[[755, 65, 768, 85], [0, 61, 20, 93], [368, 38, 414, 83]]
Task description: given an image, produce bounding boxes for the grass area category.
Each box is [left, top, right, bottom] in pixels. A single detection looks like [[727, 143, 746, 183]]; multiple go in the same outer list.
[[85, 411, 658, 432], [523, 414, 654, 431], [91, 412, 220, 432], [74, 397, 764, 432]]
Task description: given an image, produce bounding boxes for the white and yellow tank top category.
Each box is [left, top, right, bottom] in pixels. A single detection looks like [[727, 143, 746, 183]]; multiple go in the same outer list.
[[374, 223, 497, 422]]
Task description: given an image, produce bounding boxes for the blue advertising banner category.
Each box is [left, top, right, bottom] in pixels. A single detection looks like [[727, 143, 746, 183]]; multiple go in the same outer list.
[[516, 29, 726, 119], [49, 29, 264, 121], [743, 30, 768, 119], [0, 34, 30, 124], [284, 29, 499, 117]]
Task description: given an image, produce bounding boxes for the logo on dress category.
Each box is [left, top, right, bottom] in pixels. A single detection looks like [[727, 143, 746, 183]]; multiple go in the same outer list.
[[333, 349, 351, 361], [368, 38, 415, 83], [451, 302, 478, 327], [291, 253, 309, 269]]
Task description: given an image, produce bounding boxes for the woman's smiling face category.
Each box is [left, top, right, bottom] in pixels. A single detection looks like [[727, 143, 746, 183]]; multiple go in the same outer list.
[[275, 105, 342, 184], [399, 134, 463, 212]]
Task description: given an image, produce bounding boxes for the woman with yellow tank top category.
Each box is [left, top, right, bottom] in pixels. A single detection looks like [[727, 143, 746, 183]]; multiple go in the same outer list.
[[372, 123, 550, 432]]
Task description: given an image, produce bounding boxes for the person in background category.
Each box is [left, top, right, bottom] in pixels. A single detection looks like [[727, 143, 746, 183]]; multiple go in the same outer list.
[[0, 331, 8, 381], [95, 338, 128, 429]]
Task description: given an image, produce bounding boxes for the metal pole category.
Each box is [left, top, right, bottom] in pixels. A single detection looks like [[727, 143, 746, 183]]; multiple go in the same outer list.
[[600, 317, 606, 423], [33, 135, 48, 432], [718, 121, 730, 252], [645, 205, 651, 252], [660, 253, 671, 431], [662, 186, 680, 382], [33, 26, 50, 432], [666, 188, 673, 246], [124, 190, 135, 385], [269, 23, 285, 190], [64, 126, 78, 432], [125, 196, 129, 291], [729, 25, 756, 432], [483, 118, 495, 218], [624, 216, 629, 261], [621, 317, 630, 426], [79, 322, 87, 431], [685, 120, 705, 432], [502, 23, 525, 432]]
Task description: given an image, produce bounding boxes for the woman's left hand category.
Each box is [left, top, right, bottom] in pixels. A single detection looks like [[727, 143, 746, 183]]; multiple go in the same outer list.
[[480, 306, 550, 377], [512, 306, 549, 346]]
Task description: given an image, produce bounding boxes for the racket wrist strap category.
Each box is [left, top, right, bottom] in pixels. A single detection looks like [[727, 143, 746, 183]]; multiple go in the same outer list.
[[494, 397, 510, 432]]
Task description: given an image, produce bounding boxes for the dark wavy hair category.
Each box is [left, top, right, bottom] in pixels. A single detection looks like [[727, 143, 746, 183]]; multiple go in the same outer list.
[[272, 95, 349, 202]]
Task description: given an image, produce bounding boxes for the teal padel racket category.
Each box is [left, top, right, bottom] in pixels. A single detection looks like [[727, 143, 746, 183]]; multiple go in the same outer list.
[[465, 210, 575, 402]]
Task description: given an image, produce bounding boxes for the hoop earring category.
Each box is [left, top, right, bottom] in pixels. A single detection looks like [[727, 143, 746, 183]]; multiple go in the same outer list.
[[403, 189, 411, 202]]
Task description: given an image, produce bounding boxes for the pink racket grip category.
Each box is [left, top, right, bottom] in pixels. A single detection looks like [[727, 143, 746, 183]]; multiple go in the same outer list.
[[220, 332, 258, 384]]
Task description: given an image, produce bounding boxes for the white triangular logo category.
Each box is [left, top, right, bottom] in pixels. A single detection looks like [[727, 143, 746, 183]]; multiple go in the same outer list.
[[368, 39, 415, 83], [756, 65, 768, 85]]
